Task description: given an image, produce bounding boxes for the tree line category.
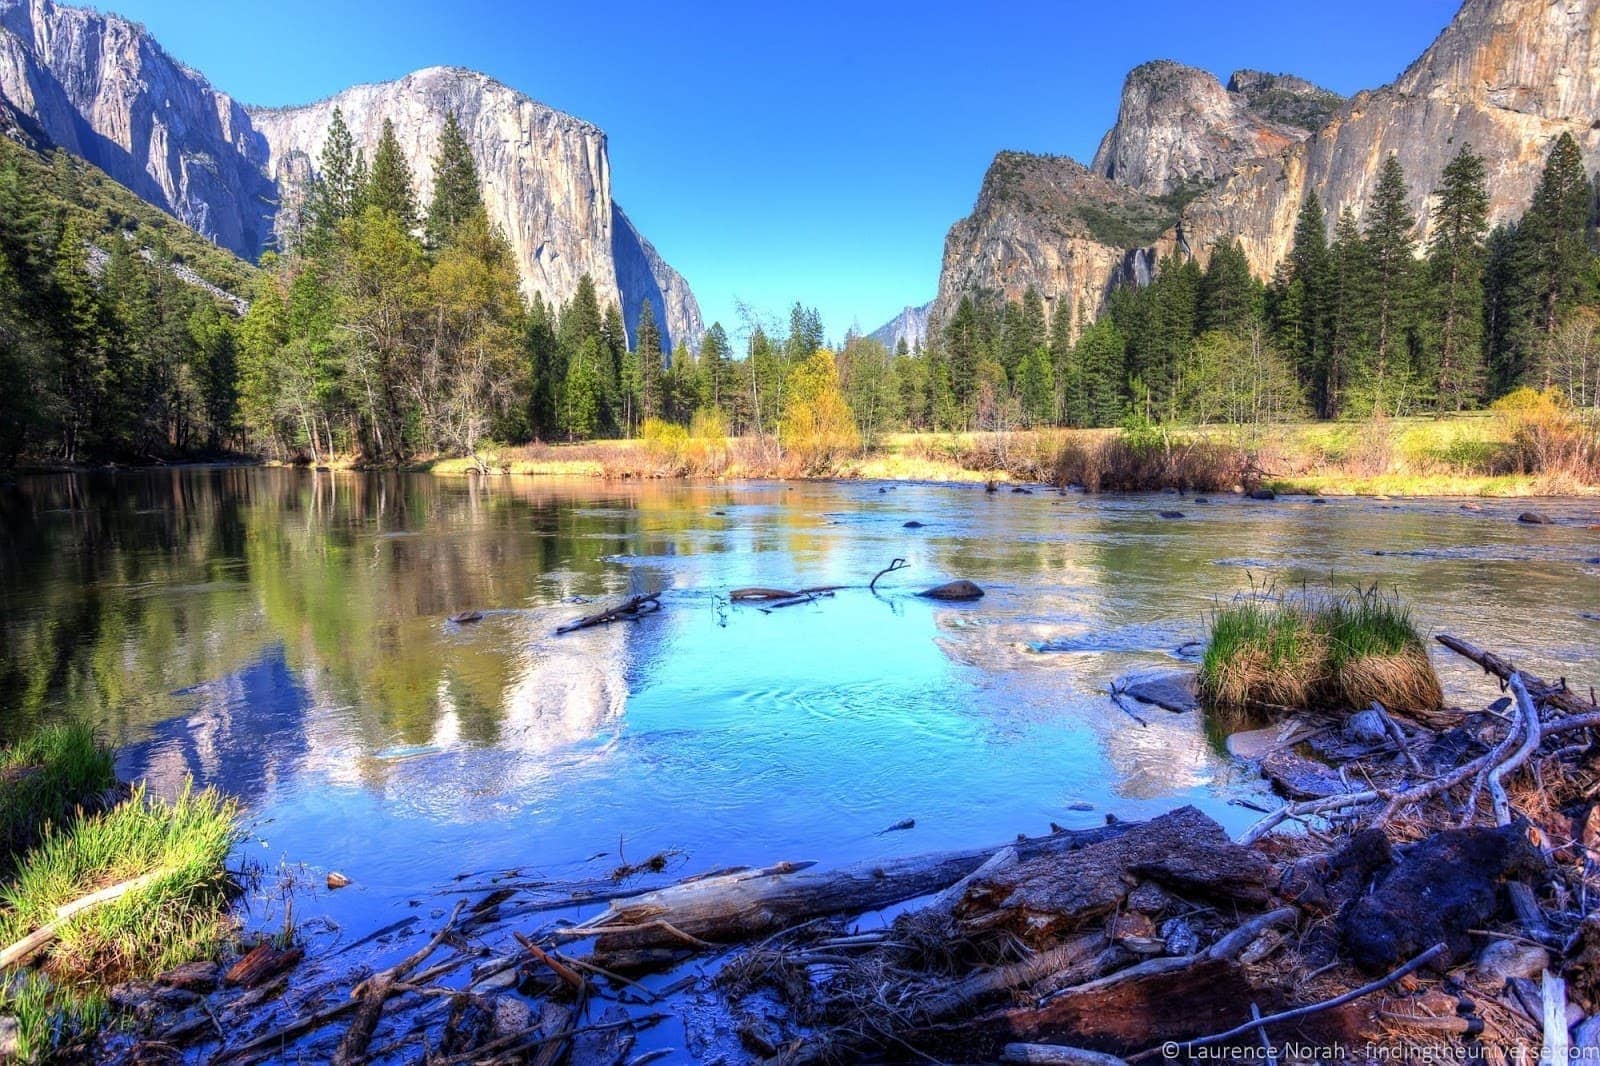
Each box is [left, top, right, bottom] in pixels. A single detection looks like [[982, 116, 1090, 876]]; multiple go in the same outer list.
[[4, 128, 1598, 467]]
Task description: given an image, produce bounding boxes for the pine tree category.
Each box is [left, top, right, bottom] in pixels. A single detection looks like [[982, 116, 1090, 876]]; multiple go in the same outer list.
[[1198, 239, 1261, 336], [426, 111, 483, 250], [1360, 154, 1421, 415], [697, 322, 730, 414], [1426, 144, 1490, 410], [1285, 191, 1330, 403], [1515, 132, 1593, 385], [635, 298, 664, 421], [525, 292, 562, 440], [1324, 207, 1367, 419], [307, 108, 358, 243], [364, 120, 419, 232], [1047, 300, 1073, 422]]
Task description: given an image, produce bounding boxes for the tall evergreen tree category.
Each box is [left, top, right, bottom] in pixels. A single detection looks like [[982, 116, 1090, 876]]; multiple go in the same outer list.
[[1198, 239, 1261, 336], [364, 120, 419, 232], [1324, 207, 1367, 419], [307, 108, 358, 244], [635, 298, 664, 421], [1425, 144, 1490, 410], [426, 111, 483, 249], [1359, 154, 1421, 415], [1516, 132, 1593, 386], [1284, 191, 1330, 403]]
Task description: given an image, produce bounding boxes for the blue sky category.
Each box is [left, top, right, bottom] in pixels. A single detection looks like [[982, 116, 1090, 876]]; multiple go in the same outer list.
[[109, 0, 1460, 341]]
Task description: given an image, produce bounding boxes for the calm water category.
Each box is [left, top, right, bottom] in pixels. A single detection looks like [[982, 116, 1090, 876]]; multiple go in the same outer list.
[[1, 468, 1597, 942]]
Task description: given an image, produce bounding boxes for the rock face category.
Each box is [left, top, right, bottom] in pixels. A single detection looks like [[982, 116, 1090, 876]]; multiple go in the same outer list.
[[1180, 0, 1600, 279], [867, 301, 932, 351], [248, 68, 702, 350], [929, 152, 1157, 332], [1090, 60, 1338, 197], [0, 0, 702, 350], [933, 0, 1599, 334], [0, 0, 277, 256]]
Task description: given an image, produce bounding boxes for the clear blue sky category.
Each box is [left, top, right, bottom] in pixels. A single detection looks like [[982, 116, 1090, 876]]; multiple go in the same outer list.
[[108, 0, 1460, 341]]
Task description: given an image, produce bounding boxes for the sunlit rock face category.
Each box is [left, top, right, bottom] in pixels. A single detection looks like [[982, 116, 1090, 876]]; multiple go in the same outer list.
[[1090, 60, 1336, 197], [929, 153, 1158, 334], [932, 0, 1598, 329], [1178, 0, 1600, 275], [0, 1, 703, 350]]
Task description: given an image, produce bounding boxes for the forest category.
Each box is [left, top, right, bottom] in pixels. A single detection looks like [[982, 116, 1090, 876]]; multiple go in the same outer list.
[[2, 123, 1599, 468]]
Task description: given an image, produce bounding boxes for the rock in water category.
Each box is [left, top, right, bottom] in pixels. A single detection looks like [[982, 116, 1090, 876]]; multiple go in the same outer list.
[[1518, 512, 1553, 524], [1248, 488, 1276, 500], [919, 580, 984, 601], [1117, 671, 1199, 713]]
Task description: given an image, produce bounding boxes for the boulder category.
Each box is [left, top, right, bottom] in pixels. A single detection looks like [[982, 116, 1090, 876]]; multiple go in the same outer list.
[[1248, 488, 1276, 500], [919, 580, 984, 601], [903, 520, 924, 528], [1518, 512, 1553, 524], [1117, 671, 1198, 713]]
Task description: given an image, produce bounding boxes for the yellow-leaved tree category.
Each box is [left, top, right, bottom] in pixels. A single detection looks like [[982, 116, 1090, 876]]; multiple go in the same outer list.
[[780, 349, 859, 473]]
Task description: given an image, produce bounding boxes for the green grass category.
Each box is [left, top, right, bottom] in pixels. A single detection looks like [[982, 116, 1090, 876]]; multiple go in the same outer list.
[[0, 972, 106, 1064], [0, 725, 116, 872], [0, 783, 241, 984], [1199, 587, 1443, 718]]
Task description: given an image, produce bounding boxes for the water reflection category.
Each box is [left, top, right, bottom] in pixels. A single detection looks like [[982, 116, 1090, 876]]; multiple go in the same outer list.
[[1, 470, 1596, 905]]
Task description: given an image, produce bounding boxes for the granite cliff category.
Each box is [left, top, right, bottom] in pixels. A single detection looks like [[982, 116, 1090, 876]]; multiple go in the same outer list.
[[0, 0, 702, 349]]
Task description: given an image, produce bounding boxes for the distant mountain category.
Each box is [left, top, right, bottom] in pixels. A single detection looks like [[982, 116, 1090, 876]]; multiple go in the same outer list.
[[0, 0, 703, 350], [931, 0, 1600, 334], [868, 302, 932, 351]]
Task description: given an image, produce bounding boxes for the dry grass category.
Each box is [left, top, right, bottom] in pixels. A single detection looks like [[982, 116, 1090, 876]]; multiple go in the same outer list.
[[1199, 586, 1443, 718]]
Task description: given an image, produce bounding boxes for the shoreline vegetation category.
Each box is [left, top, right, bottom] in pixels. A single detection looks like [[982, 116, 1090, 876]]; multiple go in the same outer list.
[[263, 406, 1598, 498], [3, 604, 1595, 1062]]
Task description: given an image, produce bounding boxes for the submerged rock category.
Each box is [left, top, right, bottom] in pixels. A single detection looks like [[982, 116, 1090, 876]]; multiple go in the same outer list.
[[449, 610, 484, 624], [919, 580, 984, 601], [1248, 488, 1277, 501], [903, 520, 924, 528], [1117, 671, 1199, 713], [1518, 512, 1553, 524], [1158, 510, 1185, 519]]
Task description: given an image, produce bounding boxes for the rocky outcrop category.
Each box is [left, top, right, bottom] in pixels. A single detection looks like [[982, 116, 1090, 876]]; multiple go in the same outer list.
[[0, 0, 276, 256], [1090, 60, 1339, 197], [934, 0, 1598, 331], [0, 0, 702, 350], [929, 153, 1159, 332], [1178, 0, 1600, 277], [868, 301, 932, 351]]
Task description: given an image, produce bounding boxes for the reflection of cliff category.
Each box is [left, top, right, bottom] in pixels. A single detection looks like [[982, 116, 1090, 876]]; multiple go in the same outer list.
[[118, 644, 312, 806]]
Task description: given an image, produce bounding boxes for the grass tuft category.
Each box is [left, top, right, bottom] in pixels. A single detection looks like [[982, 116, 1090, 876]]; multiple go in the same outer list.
[[1199, 586, 1443, 719], [0, 783, 241, 984], [0, 724, 116, 872]]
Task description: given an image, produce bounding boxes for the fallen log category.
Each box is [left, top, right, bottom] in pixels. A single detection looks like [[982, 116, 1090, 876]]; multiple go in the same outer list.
[[577, 823, 1132, 954], [556, 593, 662, 635], [729, 586, 843, 602], [0, 868, 169, 969], [1436, 634, 1595, 715]]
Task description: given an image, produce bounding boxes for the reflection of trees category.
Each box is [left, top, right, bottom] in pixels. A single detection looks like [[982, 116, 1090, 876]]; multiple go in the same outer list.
[[0, 470, 722, 784]]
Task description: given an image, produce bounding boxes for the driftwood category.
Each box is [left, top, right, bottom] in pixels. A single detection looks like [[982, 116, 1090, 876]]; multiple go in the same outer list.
[[222, 942, 304, 989], [729, 586, 843, 602], [1127, 942, 1447, 1062], [575, 823, 1131, 954], [556, 594, 662, 635], [1003, 1045, 1128, 1066], [1436, 633, 1595, 715], [0, 868, 169, 969], [331, 900, 465, 1065]]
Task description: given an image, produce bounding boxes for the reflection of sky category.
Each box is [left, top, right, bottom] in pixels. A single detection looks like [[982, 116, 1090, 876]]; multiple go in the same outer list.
[[21, 474, 1600, 945]]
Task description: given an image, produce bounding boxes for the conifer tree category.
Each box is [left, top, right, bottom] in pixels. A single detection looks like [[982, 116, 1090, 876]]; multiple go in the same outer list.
[[307, 108, 358, 243], [1515, 132, 1593, 385], [426, 111, 483, 249], [635, 298, 664, 421], [364, 120, 419, 232], [1198, 239, 1260, 336], [1360, 154, 1421, 415], [1426, 144, 1490, 410], [1323, 207, 1367, 418]]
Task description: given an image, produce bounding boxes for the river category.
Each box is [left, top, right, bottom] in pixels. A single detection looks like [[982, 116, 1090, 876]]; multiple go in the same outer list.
[[1, 468, 1595, 965]]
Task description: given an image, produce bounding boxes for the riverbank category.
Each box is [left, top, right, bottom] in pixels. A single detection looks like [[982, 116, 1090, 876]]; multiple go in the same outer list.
[[396, 413, 1599, 498]]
